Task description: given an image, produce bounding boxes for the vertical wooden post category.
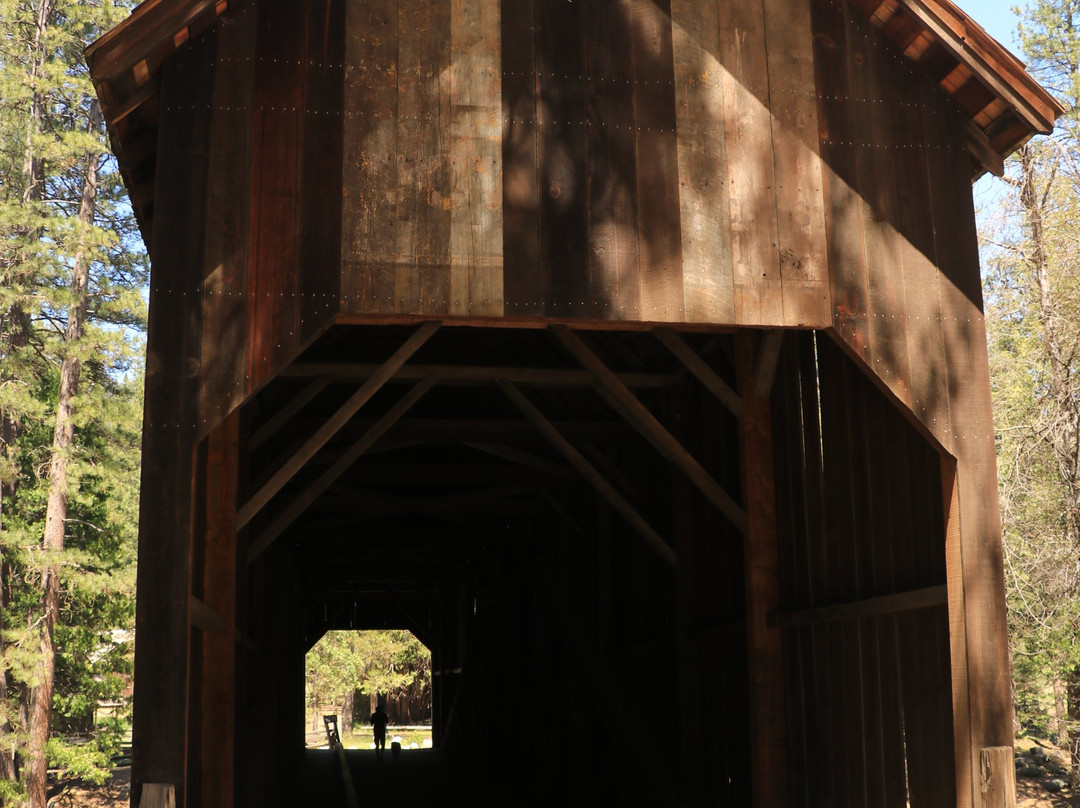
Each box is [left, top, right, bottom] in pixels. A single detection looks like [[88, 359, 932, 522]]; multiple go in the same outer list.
[[132, 31, 213, 808], [978, 747, 1017, 808], [673, 472, 702, 790], [943, 457, 975, 807], [735, 331, 786, 807], [139, 784, 176, 808], [199, 411, 240, 808]]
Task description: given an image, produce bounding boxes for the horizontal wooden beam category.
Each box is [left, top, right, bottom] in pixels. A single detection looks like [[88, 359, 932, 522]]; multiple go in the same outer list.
[[768, 584, 948, 628], [499, 380, 677, 568], [279, 362, 678, 389], [653, 327, 742, 418], [552, 325, 748, 533], [246, 376, 437, 563], [236, 321, 439, 530]]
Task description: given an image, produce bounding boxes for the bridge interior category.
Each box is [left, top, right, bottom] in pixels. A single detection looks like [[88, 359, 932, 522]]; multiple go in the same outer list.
[[191, 323, 954, 807]]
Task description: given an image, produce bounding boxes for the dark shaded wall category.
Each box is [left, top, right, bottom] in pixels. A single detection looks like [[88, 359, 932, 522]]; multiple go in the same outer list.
[[772, 332, 955, 806]]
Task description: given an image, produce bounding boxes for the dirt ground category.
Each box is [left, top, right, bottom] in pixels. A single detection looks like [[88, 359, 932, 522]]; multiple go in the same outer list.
[[1018, 778, 1072, 808], [1015, 740, 1074, 808]]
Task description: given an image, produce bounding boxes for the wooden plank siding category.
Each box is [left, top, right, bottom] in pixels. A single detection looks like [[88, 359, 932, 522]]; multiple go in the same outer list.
[[300, 0, 346, 343], [338, 0, 830, 327], [198, 2, 255, 427], [812, 3, 1013, 804], [192, 1, 342, 439], [342, 0, 503, 317]]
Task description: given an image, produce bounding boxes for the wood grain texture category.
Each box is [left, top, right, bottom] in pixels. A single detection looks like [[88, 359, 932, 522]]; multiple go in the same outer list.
[[863, 375, 908, 808], [449, 0, 504, 316], [500, 0, 540, 316], [736, 332, 786, 808], [342, 0, 399, 313], [629, 0, 684, 322], [818, 334, 866, 806], [851, 6, 914, 409], [718, 0, 782, 325], [927, 76, 1015, 801], [534, 0, 589, 318], [763, 0, 830, 326], [771, 334, 957, 804], [813, 0, 868, 360], [247, 0, 306, 386], [979, 747, 1017, 808], [671, 0, 734, 322], [396, 0, 451, 314], [139, 784, 176, 808], [583, 0, 641, 320], [198, 5, 255, 434], [300, 0, 345, 340]]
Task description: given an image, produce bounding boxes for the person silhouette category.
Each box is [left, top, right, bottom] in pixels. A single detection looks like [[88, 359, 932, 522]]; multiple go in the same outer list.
[[370, 704, 389, 755]]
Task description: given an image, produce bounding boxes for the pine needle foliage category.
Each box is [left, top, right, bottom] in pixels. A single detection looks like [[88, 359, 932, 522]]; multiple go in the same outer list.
[[0, 0, 146, 803]]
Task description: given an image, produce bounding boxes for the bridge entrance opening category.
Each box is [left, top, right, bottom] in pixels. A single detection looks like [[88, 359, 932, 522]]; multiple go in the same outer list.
[[304, 629, 432, 750]]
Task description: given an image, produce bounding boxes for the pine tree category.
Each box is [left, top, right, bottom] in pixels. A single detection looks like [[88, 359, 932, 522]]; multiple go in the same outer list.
[[306, 631, 432, 736], [0, 0, 146, 804], [983, 0, 1080, 791]]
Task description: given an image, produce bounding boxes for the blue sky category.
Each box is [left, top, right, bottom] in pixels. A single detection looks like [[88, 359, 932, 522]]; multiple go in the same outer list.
[[951, 0, 1025, 55]]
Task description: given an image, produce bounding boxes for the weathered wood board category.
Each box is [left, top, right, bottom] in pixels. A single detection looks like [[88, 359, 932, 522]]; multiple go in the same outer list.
[[340, 0, 829, 328]]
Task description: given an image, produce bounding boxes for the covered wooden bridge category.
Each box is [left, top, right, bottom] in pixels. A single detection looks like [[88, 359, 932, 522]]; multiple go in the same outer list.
[[87, 0, 1061, 805]]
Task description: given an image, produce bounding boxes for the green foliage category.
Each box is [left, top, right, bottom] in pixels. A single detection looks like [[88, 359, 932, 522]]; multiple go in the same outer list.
[[984, 0, 1080, 752], [306, 630, 431, 714], [0, 0, 146, 795]]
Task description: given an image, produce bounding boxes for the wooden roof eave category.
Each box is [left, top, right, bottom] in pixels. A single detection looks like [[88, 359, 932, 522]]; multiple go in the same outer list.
[[84, 0, 233, 242], [896, 0, 1063, 134], [85, 0, 228, 85]]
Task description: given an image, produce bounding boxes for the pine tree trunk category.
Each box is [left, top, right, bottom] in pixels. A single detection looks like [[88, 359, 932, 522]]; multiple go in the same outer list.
[[0, 560, 16, 783], [342, 690, 354, 736], [20, 106, 100, 808], [2, 2, 54, 800]]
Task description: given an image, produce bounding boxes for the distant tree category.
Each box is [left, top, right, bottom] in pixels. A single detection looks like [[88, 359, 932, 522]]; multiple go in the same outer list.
[[0, 0, 145, 804], [982, 0, 1080, 791], [306, 630, 431, 735]]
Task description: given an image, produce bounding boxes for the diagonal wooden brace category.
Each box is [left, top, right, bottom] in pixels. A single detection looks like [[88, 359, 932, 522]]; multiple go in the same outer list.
[[246, 375, 437, 563], [498, 379, 677, 568], [551, 324, 748, 533], [235, 320, 440, 530]]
